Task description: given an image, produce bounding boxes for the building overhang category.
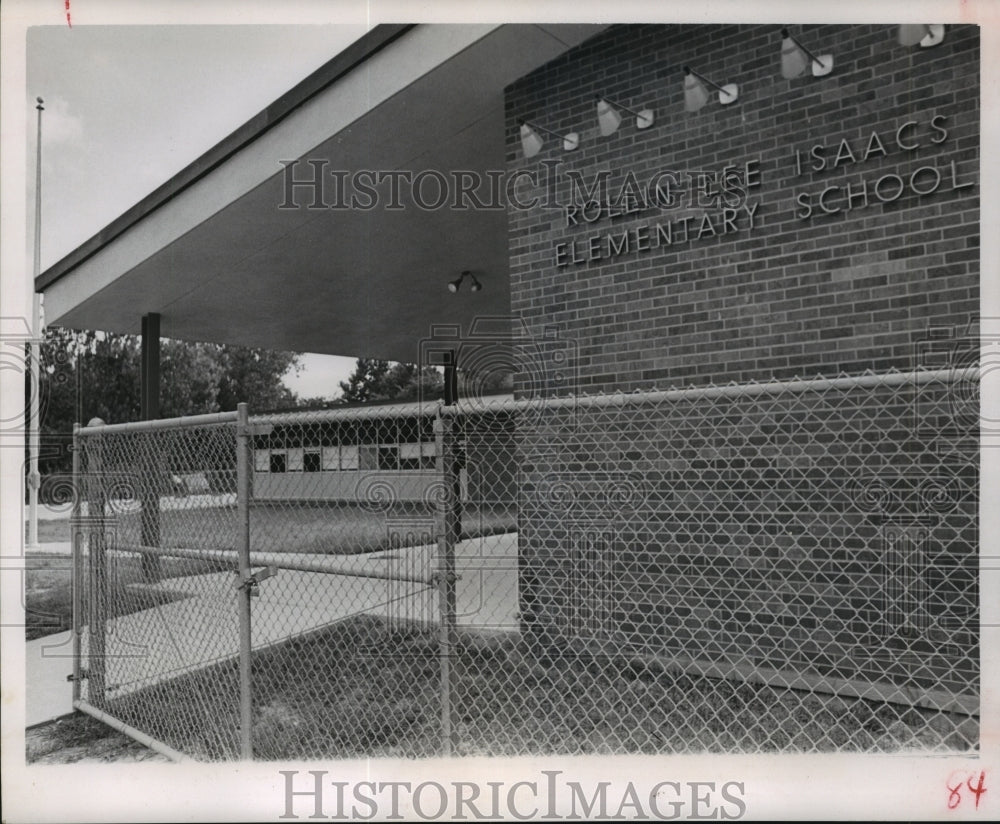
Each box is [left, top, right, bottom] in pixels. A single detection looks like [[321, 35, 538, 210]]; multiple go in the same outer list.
[[38, 23, 607, 363]]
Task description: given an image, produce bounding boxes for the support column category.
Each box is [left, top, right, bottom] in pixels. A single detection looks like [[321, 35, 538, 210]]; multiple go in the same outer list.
[[443, 354, 458, 406], [140, 313, 161, 581], [140, 313, 160, 420]]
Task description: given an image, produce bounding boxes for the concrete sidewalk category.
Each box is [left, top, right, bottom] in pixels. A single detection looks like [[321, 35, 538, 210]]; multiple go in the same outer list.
[[26, 533, 518, 727], [26, 631, 76, 727]]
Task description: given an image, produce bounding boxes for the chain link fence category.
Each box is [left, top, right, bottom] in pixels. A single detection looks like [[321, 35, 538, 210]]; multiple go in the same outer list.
[[72, 368, 978, 760], [73, 412, 242, 760], [453, 369, 978, 755]]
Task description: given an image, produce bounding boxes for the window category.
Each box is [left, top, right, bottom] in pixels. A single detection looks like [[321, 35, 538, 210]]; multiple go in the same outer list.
[[399, 442, 436, 470], [303, 450, 321, 472], [269, 452, 287, 473], [321, 446, 339, 471], [359, 445, 379, 470], [378, 446, 399, 470], [340, 445, 359, 470], [255, 450, 271, 472]]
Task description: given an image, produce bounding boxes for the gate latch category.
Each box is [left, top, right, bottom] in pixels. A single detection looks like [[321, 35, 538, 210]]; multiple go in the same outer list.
[[234, 565, 278, 597], [67, 669, 89, 682]]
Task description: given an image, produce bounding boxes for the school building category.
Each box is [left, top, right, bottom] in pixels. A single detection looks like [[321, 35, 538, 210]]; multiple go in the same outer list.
[[38, 23, 980, 721]]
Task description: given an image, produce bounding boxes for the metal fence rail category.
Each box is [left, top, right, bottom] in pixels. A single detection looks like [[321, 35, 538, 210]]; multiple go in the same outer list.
[[72, 368, 979, 759]]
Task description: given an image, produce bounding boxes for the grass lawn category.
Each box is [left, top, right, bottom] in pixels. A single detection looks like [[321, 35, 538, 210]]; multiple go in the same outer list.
[[27, 518, 74, 544], [100, 616, 978, 761], [31, 502, 514, 555]]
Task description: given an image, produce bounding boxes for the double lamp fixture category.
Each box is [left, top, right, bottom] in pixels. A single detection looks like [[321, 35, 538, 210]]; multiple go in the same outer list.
[[520, 24, 946, 158], [447, 270, 482, 293]]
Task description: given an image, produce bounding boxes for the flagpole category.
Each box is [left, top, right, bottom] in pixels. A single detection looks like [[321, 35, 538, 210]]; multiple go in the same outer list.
[[27, 97, 44, 549]]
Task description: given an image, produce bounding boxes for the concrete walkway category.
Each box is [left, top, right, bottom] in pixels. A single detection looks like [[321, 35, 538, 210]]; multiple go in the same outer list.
[[26, 631, 76, 727], [26, 533, 518, 727]]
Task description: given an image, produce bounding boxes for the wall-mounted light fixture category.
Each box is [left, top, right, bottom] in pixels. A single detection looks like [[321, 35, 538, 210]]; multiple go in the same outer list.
[[898, 24, 946, 48], [682, 66, 738, 112], [596, 95, 654, 136], [519, 120, 580, 158], [780, 28, 834, 78], [447, 271, 482, 293]]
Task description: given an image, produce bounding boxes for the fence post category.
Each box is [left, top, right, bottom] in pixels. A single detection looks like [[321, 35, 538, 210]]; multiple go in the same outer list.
[[236, 402, 253, 760], [85, 419, 107, 707], [71, 422, 82, 702], [434, 411, 460, 756]]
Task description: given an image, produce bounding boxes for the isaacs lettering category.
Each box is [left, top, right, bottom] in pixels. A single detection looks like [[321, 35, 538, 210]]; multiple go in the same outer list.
[[793, 113, 975, 218]]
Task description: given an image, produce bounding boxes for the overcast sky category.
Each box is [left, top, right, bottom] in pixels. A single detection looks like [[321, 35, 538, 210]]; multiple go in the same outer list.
[[26, 22, 367, 399]]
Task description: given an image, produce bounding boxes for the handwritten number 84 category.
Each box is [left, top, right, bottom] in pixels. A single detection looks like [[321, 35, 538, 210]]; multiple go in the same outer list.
[[947, 771, 987, 810]]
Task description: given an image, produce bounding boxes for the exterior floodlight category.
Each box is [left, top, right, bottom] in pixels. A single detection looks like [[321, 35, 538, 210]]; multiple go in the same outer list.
[[448, 271, 482, 293], [596, 96, 655, 136], [780, 28, 834, 78], [519, 120, 579, 158], [898, 24, 945, 48], [683, 67, 738, 112]]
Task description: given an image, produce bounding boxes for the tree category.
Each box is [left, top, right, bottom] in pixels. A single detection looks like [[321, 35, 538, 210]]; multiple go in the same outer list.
[[159, 340, 225, 418], [337, 357, 518, 405], [338, 359, 444, 403], [338, 358, 391, 402], [378, 362, 445, 402], [31, 329, 302, 475], [215, 345, 300, 412]]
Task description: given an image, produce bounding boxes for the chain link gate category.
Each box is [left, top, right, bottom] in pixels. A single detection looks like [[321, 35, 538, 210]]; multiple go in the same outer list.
[[73, 411, 242, 760], [240, 401, 455, 760], [72, 401, 464, 761], [72, 368, 978, 760]]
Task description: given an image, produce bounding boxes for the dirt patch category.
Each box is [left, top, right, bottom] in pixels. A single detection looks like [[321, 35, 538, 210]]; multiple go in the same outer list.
[[26, 714, 168, 764]]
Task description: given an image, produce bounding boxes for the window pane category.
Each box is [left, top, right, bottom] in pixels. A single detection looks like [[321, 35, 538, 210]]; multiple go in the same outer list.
[[340, 445, 359, 470], [321, 446, 339, 470]]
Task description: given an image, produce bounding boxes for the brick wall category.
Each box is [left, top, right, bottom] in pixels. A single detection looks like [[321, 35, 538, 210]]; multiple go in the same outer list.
[[502, 24, 979, 717], [505, 23, 979, 392], [511, 378, 978, 711]]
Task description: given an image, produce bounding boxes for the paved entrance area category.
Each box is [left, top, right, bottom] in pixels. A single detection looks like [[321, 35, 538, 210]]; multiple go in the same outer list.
[[26, 534, 518, 726]]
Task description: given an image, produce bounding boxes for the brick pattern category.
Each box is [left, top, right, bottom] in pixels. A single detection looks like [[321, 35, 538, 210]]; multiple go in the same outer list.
[[505, 23, 979, 393], [503, 25, 979, 723], [512, 379, 978, 708]]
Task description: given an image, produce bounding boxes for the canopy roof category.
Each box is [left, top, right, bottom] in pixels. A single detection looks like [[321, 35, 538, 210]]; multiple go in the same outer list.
[[38, 24, 606, 363]]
